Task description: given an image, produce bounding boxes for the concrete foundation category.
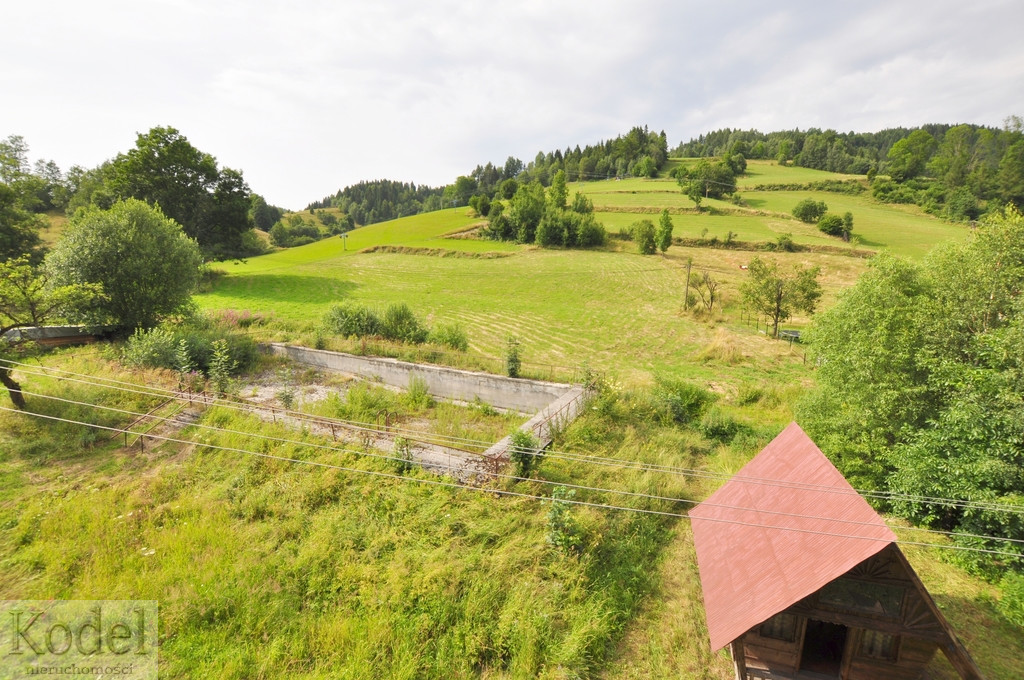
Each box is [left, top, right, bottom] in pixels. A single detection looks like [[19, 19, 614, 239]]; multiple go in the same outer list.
[[266, 343, 593, 470], [268, 343, 571, 413]]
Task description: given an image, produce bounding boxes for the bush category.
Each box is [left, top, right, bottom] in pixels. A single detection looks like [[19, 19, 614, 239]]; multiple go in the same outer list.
[[430, 323, 469, 352], [322, 303, 381, 338], [770, 233, 796, 252], [506, 336, 522, 378], [403, 376, 433, 410], [999, 572, 1024, 628], [698, 406, 741, 442], [654, 377, 714, 424], [576, 215, 607, 248], [632, 219, 657, 255], [380, 303, 429, 344], [792, 198, 828, 223], [547, 486, 583, 554], [393, 436, 414, 474], [122, 327, 177, 369], [509, 430, 540, 478], [817, 213, 845, 236], [121, 324, 256, 376]]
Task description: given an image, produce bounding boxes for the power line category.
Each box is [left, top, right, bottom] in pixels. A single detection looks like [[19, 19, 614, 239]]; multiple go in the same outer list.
[[8, 386, 1024, 551], [2, 404, 1020, 560], [6, 357, 1024, 517]]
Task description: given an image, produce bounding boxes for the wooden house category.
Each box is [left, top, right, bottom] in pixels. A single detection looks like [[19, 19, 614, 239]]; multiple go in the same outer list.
[[690, 423, 985, 680]]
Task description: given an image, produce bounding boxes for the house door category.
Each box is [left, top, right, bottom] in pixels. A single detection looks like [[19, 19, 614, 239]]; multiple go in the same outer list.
[[799, 619, 848, 677]]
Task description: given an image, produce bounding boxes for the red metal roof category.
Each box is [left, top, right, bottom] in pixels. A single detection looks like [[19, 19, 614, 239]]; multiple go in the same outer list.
[[690, 422, 897, 651]]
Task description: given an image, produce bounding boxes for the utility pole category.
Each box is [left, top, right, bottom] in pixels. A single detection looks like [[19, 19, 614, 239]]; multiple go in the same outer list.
[[683, 257, 693, 309]]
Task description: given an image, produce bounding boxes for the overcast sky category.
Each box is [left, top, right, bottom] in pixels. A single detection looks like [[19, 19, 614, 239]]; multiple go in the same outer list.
[[3, 0, 1023, 209]]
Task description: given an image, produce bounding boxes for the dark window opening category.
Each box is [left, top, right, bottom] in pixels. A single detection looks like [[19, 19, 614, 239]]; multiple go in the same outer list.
[[800, 620, 848, 677], [859, 629, 899, 662]]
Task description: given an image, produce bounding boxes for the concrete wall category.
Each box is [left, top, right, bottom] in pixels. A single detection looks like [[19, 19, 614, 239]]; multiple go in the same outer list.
[[268, 343, 572, 412]]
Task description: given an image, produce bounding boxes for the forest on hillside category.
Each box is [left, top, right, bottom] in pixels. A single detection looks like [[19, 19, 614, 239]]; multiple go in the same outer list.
[[676, 120, 1024, 220]]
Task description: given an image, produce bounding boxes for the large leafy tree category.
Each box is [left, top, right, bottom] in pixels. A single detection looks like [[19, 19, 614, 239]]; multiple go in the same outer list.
[[0, 258, 103, 408], [46, 199, 202, 332], [998, 140, 1024, 207], [799, 207, 1024, 566], [507, 181, 545, 244], [677, 159, 736, 207], [0, 184, 45, 264], [740, 256, 821, 338], [886, 129, 936, 181], [101, 126, 252, 257]]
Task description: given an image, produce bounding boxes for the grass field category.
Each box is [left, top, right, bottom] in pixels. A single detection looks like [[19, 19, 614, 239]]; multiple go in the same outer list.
[[735, 158, 863, 187], [200, 159, 958, 383], [5, 160, 1017, 678]]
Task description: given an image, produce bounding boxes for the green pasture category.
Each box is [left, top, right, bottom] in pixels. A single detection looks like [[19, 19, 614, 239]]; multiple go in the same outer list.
[[200, 243, 845, 386], [732, 190, 967, 258], [596, 211, 851, 249], [736, 158, 862, 187], [200, 160, 968, 383], [234, 208, 512, 275]]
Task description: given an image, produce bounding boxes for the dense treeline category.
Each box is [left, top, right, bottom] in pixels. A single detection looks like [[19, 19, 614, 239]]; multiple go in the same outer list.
[[306, 180, 446, 225], [799, 207, 1024, 575], [675, 119, 1024, 220], [482, 170, 606, 249], [673, 125, 953, 173], [1, 129, 283, 261], [306, 126, 669, 228]]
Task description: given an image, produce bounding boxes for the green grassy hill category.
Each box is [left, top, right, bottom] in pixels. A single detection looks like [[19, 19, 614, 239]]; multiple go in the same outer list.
[[198, 159, 963, 383], [4, 159, 1018, 679]]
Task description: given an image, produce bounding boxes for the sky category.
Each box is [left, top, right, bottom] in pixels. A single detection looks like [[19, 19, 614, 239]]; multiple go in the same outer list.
[[3, 0, 1024, 210]]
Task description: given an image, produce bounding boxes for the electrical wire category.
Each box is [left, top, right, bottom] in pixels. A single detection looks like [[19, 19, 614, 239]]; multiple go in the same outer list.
[[6, 356, 1024, 517], [2, 404, 1020, 560], [7, 383, 1024, 551]]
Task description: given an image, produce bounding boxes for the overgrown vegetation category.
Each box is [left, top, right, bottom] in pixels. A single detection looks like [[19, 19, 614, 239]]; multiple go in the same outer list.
[[321, 302, 465, 350], [800, 207, 1024, 577], [121, 317, 259, 378]]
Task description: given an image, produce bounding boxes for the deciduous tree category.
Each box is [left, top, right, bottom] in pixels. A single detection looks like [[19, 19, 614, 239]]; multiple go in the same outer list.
[[99, 126, 253, 258], [46, 199, 202, 332], [656, 209, 673, 253], [741, 256, 821, 338], [886, 129, 936, 182], [0, 258, 103, 408]]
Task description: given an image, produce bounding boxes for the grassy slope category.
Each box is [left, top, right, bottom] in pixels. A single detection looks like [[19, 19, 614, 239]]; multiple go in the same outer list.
[[0, 353, 727, 679], [8, 162, 1017, 678]]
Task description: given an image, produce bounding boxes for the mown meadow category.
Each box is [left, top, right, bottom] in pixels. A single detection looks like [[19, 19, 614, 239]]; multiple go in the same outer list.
[[3, 159, 1019, 678]]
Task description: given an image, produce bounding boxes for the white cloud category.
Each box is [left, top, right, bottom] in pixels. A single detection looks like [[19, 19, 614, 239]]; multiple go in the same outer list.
[[1, 0, 1023, 208]]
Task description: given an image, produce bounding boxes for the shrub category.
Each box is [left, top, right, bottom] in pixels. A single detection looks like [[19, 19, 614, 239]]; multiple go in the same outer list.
[[576, 215, 607, 248], [430, 323, 469, 352], [121, 324, 255, 376], [792, 198, 828, 223], [775, 233, 796, 251], [547, 486, 583, 554], [380, 303, 429, 344], [403, 376, 433, 410], [509, 430, 540, 478], [209, 339, 237, 396], [505, 336, 521, 378], [632, 219, 657, 255], [817, 213, 845, 236], [393, 436, 414, 474], [999, 572, 1024, 628], [323, 303, 381, 338], [122, 327, 177, 369], [654, 377, 714, 425], [698, 406, 741, 443], [535, 212, 564, 247]]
